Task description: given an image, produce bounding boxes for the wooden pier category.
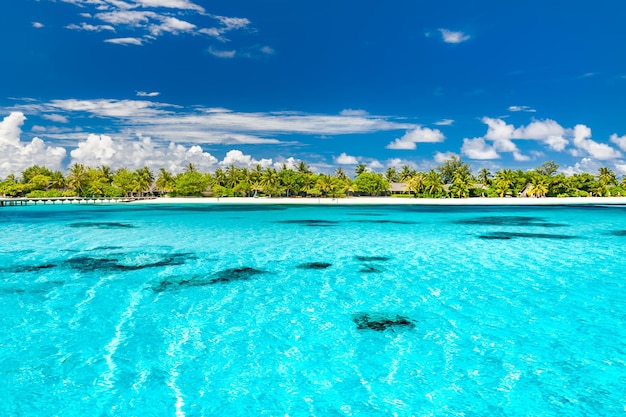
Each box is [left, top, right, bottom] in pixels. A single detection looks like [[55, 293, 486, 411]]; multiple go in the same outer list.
[[0, 196, 156, 207]]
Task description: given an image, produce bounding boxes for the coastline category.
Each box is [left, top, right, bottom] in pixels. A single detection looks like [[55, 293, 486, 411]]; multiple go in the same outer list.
[[130, 196, 626, 206]]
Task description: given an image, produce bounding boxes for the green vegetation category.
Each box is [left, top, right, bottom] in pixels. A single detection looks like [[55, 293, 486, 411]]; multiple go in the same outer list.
[[1, 160, 625, 199]]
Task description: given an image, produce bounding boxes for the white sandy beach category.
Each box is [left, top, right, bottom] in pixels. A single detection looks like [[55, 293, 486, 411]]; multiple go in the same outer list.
[[132, 196, 626, 206]]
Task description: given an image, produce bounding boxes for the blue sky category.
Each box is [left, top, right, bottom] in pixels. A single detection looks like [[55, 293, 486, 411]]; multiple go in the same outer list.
[[2, 0, 626, 177]]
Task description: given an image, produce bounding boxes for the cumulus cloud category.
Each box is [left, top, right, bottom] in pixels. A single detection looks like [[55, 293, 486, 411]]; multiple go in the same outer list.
[[571, 124, 622, 160], [610, 133, 626, 151], [334, 152, 359, 165], [386, 126, 445, 150], [480, 117, 568, 154], [32, 22, 44, 29], [434, 151, 459, 164], [461, 138, 499, 160], [219, 150, 272, 168], [437, 29, 470, 44], [105, 37, 143, 45], [434, 119, 454, 126], [70, 133, 219, 173], [0, 112, 66, 177]]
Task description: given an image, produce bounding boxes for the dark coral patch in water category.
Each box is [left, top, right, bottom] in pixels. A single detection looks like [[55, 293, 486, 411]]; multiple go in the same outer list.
[[454, 216, 566, 228], [297, 262, 332, 270], [479, 232, 576, 240], [68, 222, 135, 229], [352, 220, 418, 225], [355, 256, 391, 262], [352, 312, 416, 332], [608, 230, 626, 236], [7, 264, 57, 273], [65, 253, 192, 272], [276, 220, 339, 226], [359, 265, 382, 273], [208, 267, 266, 284]]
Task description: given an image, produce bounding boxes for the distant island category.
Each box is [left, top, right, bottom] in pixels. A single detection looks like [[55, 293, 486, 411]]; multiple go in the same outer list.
[[1, 157, 625, 199]]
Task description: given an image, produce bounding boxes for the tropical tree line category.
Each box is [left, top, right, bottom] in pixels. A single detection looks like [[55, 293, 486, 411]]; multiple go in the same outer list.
[[1, 158, 625, 199]]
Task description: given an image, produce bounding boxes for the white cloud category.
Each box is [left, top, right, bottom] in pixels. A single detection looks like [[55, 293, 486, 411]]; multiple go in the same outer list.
[[434, 151, 459, 164], [42, 114, 69, 123], [562, 157, 601, 176], [571, 124, 622, 160], [208, 47, 236, 58], [260, 46, 275, 55], [0, 112, 66, 177], [96, 11, 157, 26], [150, 16, 195, 35], [133, 0, 205, 12], [70, 133, 219, 173], [66, 22, 115, 31], [136, 91, 160, 97], [334, 152, 359, 165], [508, 105, 536, 113], [437, 29, 470, 44], [434, 119, 454, 126], [104, 37, 143, 45], [340, 109, 369, 117], [219, 149, 272, 168], [15, 98, 419, 149], [481, 117, 568, 152], [368, 160, 383, 170], [461, 138, 499, 160], [610, 133, 626, 151], [614, 163, 626, 175], [42, 98, 168, 118], [32, 22, 44, 29], [213, 16, 251, 31], [386, 126, 445, 150]]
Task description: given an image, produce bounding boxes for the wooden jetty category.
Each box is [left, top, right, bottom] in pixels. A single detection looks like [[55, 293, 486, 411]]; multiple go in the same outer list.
[[0, 196, 156, 207]]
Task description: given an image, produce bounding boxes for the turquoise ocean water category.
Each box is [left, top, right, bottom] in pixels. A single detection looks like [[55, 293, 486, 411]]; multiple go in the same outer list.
[[1, 203, 626, 416]]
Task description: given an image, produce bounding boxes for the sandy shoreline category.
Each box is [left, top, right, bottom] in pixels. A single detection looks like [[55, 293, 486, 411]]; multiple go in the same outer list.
[[131, 196, 626, 206]]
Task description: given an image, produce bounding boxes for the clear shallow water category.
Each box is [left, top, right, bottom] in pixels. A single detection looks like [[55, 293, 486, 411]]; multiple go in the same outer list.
[[1, 203, 626, 416]]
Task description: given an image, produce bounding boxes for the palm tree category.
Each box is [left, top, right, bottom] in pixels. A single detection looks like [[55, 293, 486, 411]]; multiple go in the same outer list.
[[449, 172, 472, 198], [398, 165, 415, 182], [225, 165, 240, 189], [67, 163, 88, 196], [134, 167, 154, 196], [598, 167, 617, 186], [334, 167, 348, 181], [477, 168, 492, 187], [384, 167, 398, 183], [184, 162, 197, 173], [49, 171, 66, 190], [404, 173, 426, 196], [424, 170, 444, 197], [99, 165, 114, 183], [261, 168, 280, 197], [316, 175, 334, 197], [527, 181, 548, 198], [213, 168, 226, 187], [355, 163, 367, 177], [494, 169, 515, 197], [156, 168, 175, 194], [296, 161, 311, 175]]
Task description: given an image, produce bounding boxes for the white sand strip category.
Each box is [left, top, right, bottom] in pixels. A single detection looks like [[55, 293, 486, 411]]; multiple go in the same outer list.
[[130, 196, 626, 206]]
